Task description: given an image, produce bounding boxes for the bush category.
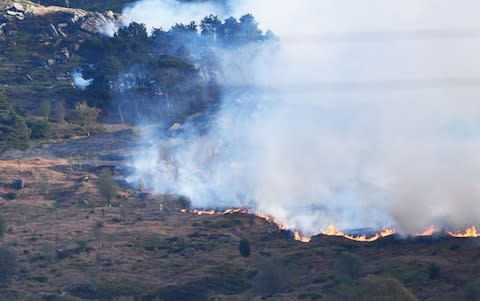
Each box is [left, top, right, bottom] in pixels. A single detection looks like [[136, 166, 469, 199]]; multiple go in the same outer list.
[[0, 91, 30, 152], [351, 275, 418, 301], [335, 252, 363, 280], [238, 239, 251, 258], [465, 283, 480, 301], [253, 258, 291, 296], [28, 120, 52, 139], [0, 247, 16, 283], [2, 192, 16, 201], [0, 216, 5, 240], [74, 101, 100, 131], [428, 263, 440, 280], [96, 168, 118, 203]]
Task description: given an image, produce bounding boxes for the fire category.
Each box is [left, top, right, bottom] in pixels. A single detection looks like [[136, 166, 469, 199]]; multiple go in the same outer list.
[[293, 230, 311, 243], [186, 208, 312, 242], [448, 226, 478, 238], [191, 208, 250, 216], [185, 209, 478, 243], [321, 225, 396, 242], [415, 225, 439, 237]]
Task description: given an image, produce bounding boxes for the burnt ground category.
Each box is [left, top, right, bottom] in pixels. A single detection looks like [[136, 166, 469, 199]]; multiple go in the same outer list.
[[0, 131, 479, 301]]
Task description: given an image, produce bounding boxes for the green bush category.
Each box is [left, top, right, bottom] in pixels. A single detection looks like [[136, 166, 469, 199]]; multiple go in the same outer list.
[[238, 239, 251, 258], [28, 120, 52, 139], [428, 263, 440, 280], [335, 252, 363, 280], [96, 168, 118, 203], [465, 283, 480, 301], [0, 247, 16, 283], [2, 192, 16, 201], [351, 275, 418, 301], [0, 216, 5, 240], [0, 90, 30, 152]]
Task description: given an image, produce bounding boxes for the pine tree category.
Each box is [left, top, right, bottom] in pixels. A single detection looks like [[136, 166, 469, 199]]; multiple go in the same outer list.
[[0, 90, 30, 152]]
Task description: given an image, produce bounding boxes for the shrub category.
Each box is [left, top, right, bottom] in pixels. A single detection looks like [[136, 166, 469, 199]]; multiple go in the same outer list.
[[335, 252, 363, 280], [0, 216, 5, 240], [96, 168, 118, 203], [465, 283, 480, 301], [238, 239, 251, 258], [0, 91, 30, 152], [253, 258, 291, 296], [28, 120, 52, 139], [2, 192, 16, 201], [74, 101, 100, 131], [428, 263, 440, 280], [0, 247, 16, 283], [40, 99, 51, 120], [351, 275, 418, 301]]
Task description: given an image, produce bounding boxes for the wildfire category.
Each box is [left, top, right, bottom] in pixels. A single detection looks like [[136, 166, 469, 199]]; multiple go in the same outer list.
[[321, 225, 396, 242], [293, 230, 311, 243], [415, 225, 440, 237], [448, 226, 478, 238], [184, 208, 478, 243]]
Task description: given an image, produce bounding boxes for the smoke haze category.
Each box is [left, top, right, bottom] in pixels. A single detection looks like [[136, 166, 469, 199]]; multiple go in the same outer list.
[[123, 0, 480, 235]]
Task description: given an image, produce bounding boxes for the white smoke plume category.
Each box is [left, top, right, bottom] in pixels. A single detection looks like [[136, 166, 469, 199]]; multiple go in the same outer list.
[[72, 71, 92, 89], [124, 0, 480, 235]]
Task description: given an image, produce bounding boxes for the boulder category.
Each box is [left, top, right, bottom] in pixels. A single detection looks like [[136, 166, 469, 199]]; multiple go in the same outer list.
[[12, 3, 25, 12]]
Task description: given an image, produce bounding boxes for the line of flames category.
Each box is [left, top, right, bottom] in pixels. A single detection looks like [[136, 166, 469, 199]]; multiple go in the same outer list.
[[187, 209, 478, 242]]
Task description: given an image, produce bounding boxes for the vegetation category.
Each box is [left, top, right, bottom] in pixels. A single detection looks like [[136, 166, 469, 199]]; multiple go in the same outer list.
[[0, 247, 16, 283], [335, 251, 363, 280], [349, 275, 418, 301], [0, 216, 5, 240], [40, 99, 52, 121], [80, 16, 273, 124], [96, 168, 119, 204], [238, 239, 251, 257], [28, 120, 53, 139], [465, 283, 480, 301], [0, 90, 31, 152], [73, 101, 100, 132]]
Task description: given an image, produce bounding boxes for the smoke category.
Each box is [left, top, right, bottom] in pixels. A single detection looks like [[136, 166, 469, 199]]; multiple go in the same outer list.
[[72, 71, 92, 89], [124, 0, 480, 235], [123, 0, 231, 31]]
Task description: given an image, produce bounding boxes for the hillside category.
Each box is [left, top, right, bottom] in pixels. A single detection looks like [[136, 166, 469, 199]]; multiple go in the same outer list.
[[0, 133, 478, 300], [0, 1, 479, 301]]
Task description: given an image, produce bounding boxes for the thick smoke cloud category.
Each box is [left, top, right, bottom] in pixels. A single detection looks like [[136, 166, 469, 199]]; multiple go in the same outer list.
[[124, 0, 480, 235]]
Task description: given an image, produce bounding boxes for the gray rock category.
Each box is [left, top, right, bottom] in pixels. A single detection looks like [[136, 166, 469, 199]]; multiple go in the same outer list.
[[49, 24, 59, 38], [12, 3, 25, 12]]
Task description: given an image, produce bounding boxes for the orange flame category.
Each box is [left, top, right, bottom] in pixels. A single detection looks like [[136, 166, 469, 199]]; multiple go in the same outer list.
[[321, 225, 396, 242], [293, 230, 311, 243], [415, 226, 439, 237], [448, 226, 478, 238]]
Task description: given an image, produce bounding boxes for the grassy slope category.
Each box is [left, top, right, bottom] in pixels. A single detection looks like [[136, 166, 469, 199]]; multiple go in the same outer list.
[[0, 157, 478, 301]]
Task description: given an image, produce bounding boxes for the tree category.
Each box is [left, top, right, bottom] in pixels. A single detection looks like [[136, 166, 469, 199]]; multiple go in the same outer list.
[[0, 90, 30, 152], [238, 239, 251, 257], [74, 101, 101, 132], [96, 168, 119, 204], [40, 99, 51, 121]]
